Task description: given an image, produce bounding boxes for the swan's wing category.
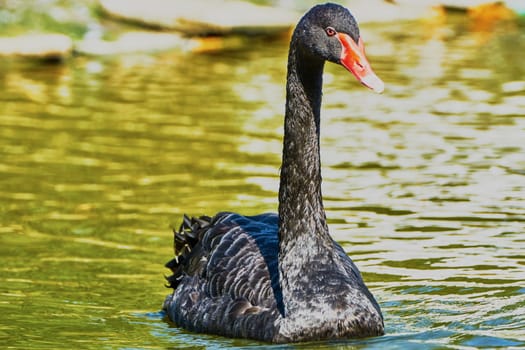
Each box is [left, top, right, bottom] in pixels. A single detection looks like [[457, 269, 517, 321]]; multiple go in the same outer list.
[[163, 212, 281, 340]]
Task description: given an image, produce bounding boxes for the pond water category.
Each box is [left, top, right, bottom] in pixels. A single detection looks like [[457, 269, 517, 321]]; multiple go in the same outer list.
[[1, 14, 525, 350]]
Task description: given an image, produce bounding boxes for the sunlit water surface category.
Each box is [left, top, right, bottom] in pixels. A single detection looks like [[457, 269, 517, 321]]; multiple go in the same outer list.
[[1, 16, 524, 350]]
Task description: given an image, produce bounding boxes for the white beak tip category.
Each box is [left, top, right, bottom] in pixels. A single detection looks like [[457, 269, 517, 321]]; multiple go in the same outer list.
[[361, 74, 385, 94]]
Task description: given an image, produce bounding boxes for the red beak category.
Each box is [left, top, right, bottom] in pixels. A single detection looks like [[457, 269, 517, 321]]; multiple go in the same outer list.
[[337, 33, 384, 94]]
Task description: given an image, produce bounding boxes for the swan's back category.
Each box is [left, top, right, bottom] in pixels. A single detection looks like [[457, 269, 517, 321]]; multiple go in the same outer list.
[[163, 212, 282, 340]]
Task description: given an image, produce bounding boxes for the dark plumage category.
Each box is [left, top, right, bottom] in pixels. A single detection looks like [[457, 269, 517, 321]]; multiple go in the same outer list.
[[164, 3, 385, 343]]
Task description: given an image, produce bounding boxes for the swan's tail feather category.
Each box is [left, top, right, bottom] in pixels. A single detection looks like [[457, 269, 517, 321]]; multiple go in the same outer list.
[[165, 214, 212, 289], [175, 214, 211, 254]]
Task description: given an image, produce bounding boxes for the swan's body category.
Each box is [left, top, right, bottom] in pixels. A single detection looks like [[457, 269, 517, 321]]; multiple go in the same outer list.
[[164, 3, 385, 343]]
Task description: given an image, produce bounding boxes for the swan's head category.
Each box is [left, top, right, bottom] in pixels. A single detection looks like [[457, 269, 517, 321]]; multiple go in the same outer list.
[[295, 3, 384, 93]]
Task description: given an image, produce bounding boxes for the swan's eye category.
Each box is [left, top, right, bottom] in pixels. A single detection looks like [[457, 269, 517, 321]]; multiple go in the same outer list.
[[325, 27, 337, 37]]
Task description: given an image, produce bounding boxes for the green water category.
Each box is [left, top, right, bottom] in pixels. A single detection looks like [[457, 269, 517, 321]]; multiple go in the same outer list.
[[1, 18, 525, 349]]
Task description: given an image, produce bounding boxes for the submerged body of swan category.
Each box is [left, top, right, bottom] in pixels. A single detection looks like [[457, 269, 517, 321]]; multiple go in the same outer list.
[[164, 3, 385, 343]]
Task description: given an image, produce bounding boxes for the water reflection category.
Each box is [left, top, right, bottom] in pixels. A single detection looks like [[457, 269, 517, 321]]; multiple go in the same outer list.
[[1, 13, 524, 350]]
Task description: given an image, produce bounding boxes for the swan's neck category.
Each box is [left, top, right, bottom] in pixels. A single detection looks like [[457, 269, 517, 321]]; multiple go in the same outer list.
[[277, 43, 332, 316], [278, 47, 328, 242]]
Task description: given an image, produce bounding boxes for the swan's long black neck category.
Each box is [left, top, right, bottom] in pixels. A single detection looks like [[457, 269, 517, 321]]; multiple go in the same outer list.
[[278, 43, 328, 243], [277, 38, 334, 318]]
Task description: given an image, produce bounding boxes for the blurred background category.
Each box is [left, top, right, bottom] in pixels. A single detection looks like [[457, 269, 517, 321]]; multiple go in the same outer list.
[[1, 0, 524, 349]]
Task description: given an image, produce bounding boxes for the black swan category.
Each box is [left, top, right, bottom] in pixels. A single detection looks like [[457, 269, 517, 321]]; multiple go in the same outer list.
[[163, 3, 385, 343]]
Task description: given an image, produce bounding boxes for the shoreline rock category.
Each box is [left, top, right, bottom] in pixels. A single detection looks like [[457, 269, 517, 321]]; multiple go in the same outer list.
[[0, 33, 72, 60], [99, 0, 298, 36]]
